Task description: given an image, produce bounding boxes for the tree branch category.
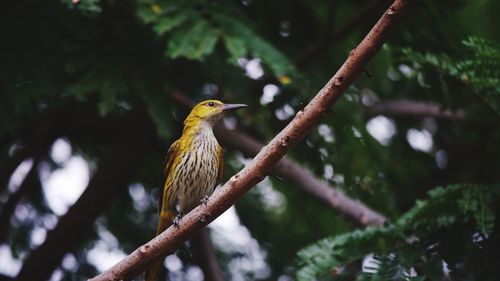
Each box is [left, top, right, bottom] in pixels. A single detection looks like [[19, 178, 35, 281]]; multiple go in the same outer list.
[[171, 92, 386, 227], [89, 1, 413, 280], [191, 229, 225, 281], [0, 121, 55, 194], [0, 158, 42, 244], [1, 105, 123, 196], [14, 108, 156, 281], [214, 126, 387, 227], [366, 99, 467, 120]]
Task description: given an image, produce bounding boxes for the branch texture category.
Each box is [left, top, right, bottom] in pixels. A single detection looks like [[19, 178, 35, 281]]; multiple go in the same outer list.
[[172, 92, 387, 227], [90, 1, 413, 280]]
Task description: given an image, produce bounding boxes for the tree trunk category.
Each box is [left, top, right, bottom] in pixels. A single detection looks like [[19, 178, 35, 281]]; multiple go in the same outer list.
[[14, 108, 156, 281]]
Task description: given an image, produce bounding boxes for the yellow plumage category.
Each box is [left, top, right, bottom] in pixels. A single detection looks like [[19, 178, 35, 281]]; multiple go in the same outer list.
[[144, 100, 246, 281]]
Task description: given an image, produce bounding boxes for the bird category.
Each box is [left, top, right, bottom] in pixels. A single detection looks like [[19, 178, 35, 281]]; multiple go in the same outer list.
[[144, 100, 247, 281]]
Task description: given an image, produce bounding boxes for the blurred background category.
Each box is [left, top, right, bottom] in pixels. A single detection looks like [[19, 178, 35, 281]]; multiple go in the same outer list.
[[1, 0, 499, 280]]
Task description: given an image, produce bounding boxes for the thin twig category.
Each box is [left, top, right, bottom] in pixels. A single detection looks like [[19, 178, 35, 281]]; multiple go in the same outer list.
[[367, 100, 467, 120]]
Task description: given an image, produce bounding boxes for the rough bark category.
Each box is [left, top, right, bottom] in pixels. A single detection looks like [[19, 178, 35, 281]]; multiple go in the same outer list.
[[89, 1, 412, 280], [171, 92, 387, 227], [14, 108, 156, 281]]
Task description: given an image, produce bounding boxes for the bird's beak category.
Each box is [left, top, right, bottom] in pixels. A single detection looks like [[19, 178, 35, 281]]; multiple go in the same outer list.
[[221, 104, 248, 111]]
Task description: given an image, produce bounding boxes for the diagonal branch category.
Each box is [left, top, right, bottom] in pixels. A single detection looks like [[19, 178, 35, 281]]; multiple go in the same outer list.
[[0, 157, 42, 244], [171, 92, 386, 226], [366, 99, 467, 120], [214, 124, 387, 226], [14, 108, 156, 281], [89, 1, 413, 280], [0, 121, 56, 194]]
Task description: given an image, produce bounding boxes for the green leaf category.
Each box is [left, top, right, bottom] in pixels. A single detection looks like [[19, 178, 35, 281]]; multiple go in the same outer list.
[[399, 37, 500, 113], [296, 184, 500, 281], [63, 0, 102, 16], [143, 93, 173, 140], [216, 14, 296, 77], [296, 226, 400, 281], [137, 0, 180, 23], [166, 20, 219, 60], [223, 35, 248, 63], [153, 11, 192, 35]]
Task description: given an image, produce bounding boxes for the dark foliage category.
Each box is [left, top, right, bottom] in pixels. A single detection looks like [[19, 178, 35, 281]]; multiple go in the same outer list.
[[1, 0, 499, 280]]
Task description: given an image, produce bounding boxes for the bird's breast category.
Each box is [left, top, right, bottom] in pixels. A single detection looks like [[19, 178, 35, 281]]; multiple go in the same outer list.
[[170, 132, 221, 212]]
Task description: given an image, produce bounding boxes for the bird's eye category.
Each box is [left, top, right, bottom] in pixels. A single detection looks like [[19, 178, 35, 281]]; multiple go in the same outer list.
[[207, 102, 215, 107]]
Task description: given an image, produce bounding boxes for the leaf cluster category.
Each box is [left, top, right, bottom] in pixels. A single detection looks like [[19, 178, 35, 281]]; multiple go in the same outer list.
[[136, 0, 297, 78], [297, 184, 500, 281], [398, 36, 500, 112]]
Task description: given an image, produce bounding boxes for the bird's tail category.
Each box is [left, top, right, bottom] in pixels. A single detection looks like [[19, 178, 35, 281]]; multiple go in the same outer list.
[[144, 211, 175, 281]]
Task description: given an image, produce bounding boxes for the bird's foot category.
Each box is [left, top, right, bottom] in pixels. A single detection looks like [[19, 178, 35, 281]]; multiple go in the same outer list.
[[173, 212, 183, 228], [200, 195, 210, 206]]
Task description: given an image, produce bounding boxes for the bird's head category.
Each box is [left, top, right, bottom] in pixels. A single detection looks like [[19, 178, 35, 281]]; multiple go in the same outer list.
[[185, 100, 247, 126]]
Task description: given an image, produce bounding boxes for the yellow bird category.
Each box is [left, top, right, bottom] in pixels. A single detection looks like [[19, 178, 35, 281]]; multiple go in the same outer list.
[[144, 100, 247, 281]]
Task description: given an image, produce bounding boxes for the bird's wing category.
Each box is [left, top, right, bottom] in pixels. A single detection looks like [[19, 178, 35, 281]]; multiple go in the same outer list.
[[146, 140, 181, 281], [159, 139, 181, 213], [217, 146, 224, 183]]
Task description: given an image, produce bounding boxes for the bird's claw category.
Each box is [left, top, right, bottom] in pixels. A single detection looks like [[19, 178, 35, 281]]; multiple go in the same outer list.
[[173, 212, 183, 228], [200, 195, 210, 206]]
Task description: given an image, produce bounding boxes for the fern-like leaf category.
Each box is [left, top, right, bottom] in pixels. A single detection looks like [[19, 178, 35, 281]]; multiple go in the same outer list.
[[166, 20, 219, 60], [297, 226, 401, 281], [137, 1, 297, 78], [215, 14, 297, 77], [296, 184, 499, 281]]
